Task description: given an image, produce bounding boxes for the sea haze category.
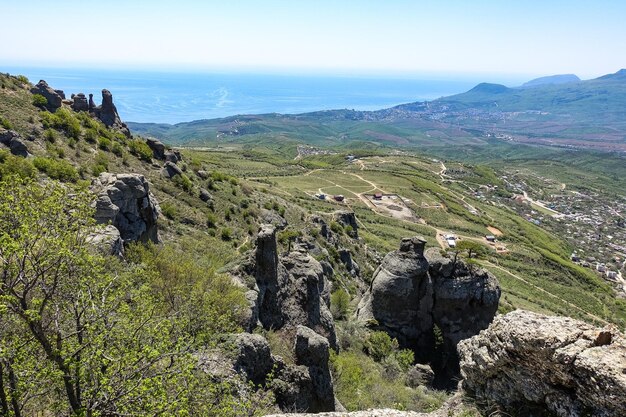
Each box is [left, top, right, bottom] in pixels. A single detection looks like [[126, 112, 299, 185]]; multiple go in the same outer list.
[[7, 67, 483, 124]]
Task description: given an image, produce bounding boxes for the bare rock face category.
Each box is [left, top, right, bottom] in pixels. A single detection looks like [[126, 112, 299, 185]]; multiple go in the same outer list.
[[356, 237, 500, 388], [91, 173, 160, 243], [30, 80, 62, 110], [458, 310, 626, 417], [233, 333, 274, 385]]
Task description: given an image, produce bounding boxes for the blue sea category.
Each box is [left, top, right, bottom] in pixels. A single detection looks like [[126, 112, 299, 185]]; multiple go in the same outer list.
[[5, 67, 495, 124]]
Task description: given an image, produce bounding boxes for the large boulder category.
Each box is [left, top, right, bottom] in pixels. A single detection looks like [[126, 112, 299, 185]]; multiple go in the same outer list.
[[458, 310, 626, 417], [0, 129, 29, 157], [233, 333, 274, 385], [356, 237, 500, 388], [146, 137, 166, 160], [30, 80, 62, 110], [85, 225, 124, 258], [91, 173, 160, 243]]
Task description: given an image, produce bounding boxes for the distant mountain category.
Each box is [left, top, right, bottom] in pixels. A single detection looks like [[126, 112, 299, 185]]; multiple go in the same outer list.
[[521, 74, 580, 88], [130, 69, 626, 153]]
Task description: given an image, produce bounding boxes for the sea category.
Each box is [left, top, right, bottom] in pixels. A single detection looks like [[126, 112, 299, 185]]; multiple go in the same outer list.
[[4, 67, 515, 124]]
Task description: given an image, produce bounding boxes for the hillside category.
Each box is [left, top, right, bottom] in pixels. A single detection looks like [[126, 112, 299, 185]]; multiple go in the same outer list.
[[521, 73, 581, 88], [1, 72, 625, 416]]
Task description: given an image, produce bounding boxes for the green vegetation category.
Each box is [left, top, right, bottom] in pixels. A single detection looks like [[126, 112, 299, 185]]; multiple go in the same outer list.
[[33, 156, 79, 182], [31, 93, 47, 107]]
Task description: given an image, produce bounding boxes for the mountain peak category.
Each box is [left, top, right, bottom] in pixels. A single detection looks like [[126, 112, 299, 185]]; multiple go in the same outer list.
[[467, 83, 511, 94]]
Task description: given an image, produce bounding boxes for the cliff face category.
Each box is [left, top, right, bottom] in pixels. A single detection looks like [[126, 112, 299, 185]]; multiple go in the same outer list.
[[458, 310, 626, 417], [356, 237, 501, 388]]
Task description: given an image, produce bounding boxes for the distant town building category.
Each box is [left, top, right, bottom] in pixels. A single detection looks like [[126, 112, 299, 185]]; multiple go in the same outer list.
[[374, 192, 383, 200], [333, 195, 345, 202], [485, 235, 496, 243]]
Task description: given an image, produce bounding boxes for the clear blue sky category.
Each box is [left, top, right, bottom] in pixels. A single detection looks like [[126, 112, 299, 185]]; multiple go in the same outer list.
[[3, 0, 625, 79]]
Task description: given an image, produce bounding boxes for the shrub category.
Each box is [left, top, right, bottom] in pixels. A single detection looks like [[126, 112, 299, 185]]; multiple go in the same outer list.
[[32, 94, 48, 107], [173, 173, 193, 192], [84, 128, 98, 143], [206, 213, 218, 228], [98, 136, 112, 151], [0, 117, 13, 130], [0, 150, 36, 179], [330, 221, 343, 234], [128, 139, 153, 161], [16, 74, 29, 84], [221, 227, 233, 241], [365, 331, 397, 362], [111, 142, 124, 157], [33, 157, 79, 182], [330, 289, 351, 320], [44, 128, 57, 143], [161, 202, 179, 220]]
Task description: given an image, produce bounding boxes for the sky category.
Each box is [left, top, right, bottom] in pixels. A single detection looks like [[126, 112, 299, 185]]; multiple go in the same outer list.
[[2, 0, 626, 79]]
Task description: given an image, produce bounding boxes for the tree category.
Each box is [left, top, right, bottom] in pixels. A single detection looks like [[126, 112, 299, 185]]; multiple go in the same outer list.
[[0, 176, 254, 416], [455, 240, 488, 259], [277, 229, 301, 253]]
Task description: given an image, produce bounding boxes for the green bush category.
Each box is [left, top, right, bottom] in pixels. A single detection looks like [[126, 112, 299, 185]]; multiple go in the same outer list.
[[365, 331, 398, 362], [44, 128, 57, 143], [0, 116, 13, 130], [32, 94, 48, 107], [0, 150, 36, 179], [128, 139, 153, 161], [331, 289, 351, 320], [33, 157, 79, 182], [16, 74, 29, 84], [98, 136, 112, 151], [221, 227, 233, 241], [111, 142, 124, 157], [206, 213, 218, 228], [173, 173, 193, 191], [161, 202, 179, 220], [84, 128, 98, 143]]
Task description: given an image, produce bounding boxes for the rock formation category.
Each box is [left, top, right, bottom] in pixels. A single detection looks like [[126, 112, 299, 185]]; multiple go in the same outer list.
[[93, 89, 131, 137], [232, 224, 336, 348], [146, 137, 166, 160], [88, 93, 96, 111], [356, 237, 500, 388], [333, 210, 359, 238], [272, 326, 335, 412], [458, 310, 626, 417], [0, 128, 29, 157], [30, 80, 62, 110], [86, 225, 124, 258], [91, 173, 160, 243], [71, 93, 89, 111], [163, 161, 183, 177]]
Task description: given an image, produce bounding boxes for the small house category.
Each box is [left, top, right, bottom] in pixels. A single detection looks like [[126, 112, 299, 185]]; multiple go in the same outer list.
[[485, 235, 496, 243], [374, 192, 383, 200], [333, 195, 345, 202]]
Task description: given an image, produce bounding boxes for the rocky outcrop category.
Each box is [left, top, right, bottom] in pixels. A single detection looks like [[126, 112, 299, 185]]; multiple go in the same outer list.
[[165, 149, 182, 163], [86, 225, 124, 258], [91, 173, 160, 243], [356, 237, 500, 388], [71, 93, 89, 111], [232, 224, 336, 348], [233, 333, 274, 385], [333, 210, 358, 238], [146, 138, 166, 160], [0, 128, 29, 157], [272, 326, 335, 413], [30, 80, 62, 110], [458, 310, 626, 417], [93, 89, 131, 137], [88, 93, 96, 111]]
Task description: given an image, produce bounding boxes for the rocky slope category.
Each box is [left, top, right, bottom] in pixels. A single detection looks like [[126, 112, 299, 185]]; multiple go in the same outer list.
[[459, 310, 626, 417]]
